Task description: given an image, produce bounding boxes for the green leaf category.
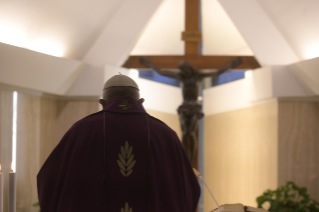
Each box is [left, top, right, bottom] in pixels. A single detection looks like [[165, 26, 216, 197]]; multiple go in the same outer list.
[[256, 181, 319, 212], [276, 189, 282, 199], [257, 196, 265, 207], [300, 188, 307, 196]]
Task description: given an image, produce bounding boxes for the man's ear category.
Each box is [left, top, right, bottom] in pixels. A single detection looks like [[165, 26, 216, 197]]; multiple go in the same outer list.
[[138, 98, 145, 104], [99, 99, 107, 109]]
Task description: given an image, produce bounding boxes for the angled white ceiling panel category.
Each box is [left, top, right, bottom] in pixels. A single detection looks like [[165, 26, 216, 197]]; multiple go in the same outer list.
[[202, 0, 253, 55], [83, 0, 163, 66], [0, 0, 125, 59], [219, 0, 300, 66], [130, 0, 185, 55], [257, 0, 319, 60]]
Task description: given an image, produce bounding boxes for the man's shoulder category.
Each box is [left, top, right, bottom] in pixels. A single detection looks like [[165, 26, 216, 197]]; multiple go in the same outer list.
[[72, 110, 104, 129], [148, 115, 178, 137], [148, 115, 165, 125], [148, 115, 169, 128]]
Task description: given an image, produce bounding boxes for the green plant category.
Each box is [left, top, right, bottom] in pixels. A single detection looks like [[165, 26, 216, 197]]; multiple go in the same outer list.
[[257, 181, 319, 212]]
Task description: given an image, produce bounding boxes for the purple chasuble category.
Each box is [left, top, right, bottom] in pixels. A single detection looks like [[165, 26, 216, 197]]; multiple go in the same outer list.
[[37, 96, 200, 212]]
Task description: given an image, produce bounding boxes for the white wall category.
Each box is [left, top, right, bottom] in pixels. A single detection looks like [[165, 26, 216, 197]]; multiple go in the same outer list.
[[128, 69, 182, 114], [272, 66, 308, 97], [204, 78, 252, 115], [67, 65, 104, 96], [204, 57, 318, 116], [288, 57, 319, 95], [1, 40, 317, 116]]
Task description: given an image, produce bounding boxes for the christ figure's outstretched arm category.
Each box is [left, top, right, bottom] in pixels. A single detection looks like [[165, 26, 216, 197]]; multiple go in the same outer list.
[[198, 57, 242, 79], [139, 57, 179, 79]]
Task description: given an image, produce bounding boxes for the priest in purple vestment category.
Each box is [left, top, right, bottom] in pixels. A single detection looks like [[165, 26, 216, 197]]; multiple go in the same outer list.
[[37, 74, 200, 212]]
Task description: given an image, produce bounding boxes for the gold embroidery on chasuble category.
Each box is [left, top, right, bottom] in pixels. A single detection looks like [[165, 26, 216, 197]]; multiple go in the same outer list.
[[118, 100, 132, 110], [117, 141, 136, 177], [121, 202, 133, 212]]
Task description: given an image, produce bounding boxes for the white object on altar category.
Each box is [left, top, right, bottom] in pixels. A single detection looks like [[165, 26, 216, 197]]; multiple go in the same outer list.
[[198, 174, 267, 212], [211, 203, 267, 212]]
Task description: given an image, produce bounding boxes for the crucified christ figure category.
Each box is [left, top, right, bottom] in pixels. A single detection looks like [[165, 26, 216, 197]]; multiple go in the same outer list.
[[140, 57, 242, 165]]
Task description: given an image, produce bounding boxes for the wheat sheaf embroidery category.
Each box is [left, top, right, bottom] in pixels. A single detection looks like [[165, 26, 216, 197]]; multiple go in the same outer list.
[[118, 100, 132, 110], [121, 202, 132, 212], [117, 141, 136, 177]]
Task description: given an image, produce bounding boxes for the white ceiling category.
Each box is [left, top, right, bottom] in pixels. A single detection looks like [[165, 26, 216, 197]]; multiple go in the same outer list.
[[0, 0, 125, 59], [257, 0, 319, 60], [130, 0, 185, 55], [202, 0, 253, 55], [219, 0, 300, 66], [1, 0, 318, 62]]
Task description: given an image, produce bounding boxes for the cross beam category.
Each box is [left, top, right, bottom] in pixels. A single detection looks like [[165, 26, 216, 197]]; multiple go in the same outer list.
[[123, 55, 260, 70]]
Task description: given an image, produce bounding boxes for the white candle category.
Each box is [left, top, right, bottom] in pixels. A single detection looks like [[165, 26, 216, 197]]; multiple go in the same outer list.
[[8, 166, 16, 212], [0, 165, 3, 212]]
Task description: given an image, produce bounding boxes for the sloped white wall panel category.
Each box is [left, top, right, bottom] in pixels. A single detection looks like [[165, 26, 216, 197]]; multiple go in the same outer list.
[[0, 42, 82, 95], [288, 57, 319, 95], [67, 65, 104, 96]]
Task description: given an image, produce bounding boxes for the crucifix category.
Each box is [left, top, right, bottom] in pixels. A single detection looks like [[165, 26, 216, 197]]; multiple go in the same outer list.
[[123, 0, 260, 168]]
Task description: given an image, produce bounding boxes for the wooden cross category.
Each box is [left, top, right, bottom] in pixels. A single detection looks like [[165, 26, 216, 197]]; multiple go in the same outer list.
[[123, 0, 260, 70], [122, 0, 260, 170]]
